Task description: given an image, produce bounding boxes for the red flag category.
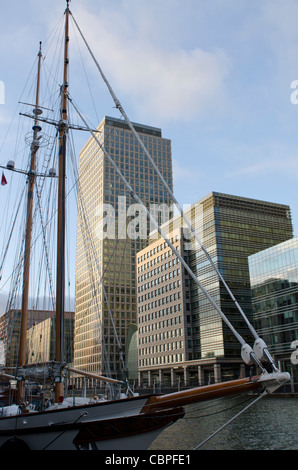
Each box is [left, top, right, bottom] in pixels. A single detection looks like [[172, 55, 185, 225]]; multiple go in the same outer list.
[[1, 172, 7, 186]]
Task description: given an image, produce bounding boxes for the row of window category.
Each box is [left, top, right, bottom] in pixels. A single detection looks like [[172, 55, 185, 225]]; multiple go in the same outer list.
[[138, 248, 179, 272], [139, 315, 183, 333], [138, 271, 182, 293], [104, 125, 168, 145], [139, 304, 183, 324], [140, 341, 184, 356], [138, 267, 181, 284], [139, 326, 183, 344], [138, 236, 180, 263], [138, 291, 182, 313], [139, 353, 184, 367], [138, 280, 181, 303], [105, 147, 171, 164]]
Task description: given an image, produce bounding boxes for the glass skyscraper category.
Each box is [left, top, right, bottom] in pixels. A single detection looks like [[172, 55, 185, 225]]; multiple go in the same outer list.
[[73, 116, 173, 379], [248, 237, 298, 375], [188, 192, 293, 362]]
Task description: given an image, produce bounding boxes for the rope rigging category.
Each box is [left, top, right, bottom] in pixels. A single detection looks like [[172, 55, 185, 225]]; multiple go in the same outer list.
[[0, 4, 286, 401], [0, 5, 293, 456], [66, 113, 130, 383], [69, 10, 279, 374], [68, 94, 268, 374], [193, 390, 268, 450]]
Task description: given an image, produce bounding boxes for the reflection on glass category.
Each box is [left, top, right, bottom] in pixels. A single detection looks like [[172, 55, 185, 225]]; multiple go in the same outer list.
[[248, 237, 298, 368]]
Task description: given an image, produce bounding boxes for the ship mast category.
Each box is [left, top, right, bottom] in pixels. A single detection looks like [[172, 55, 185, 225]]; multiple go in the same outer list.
[[54, 0, 70, 403], [17, 42, 43, 404]]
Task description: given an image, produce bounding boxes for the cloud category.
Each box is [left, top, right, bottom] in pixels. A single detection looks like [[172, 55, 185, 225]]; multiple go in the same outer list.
[[73, 5, 231, 123], [225, 153, 298, 179]]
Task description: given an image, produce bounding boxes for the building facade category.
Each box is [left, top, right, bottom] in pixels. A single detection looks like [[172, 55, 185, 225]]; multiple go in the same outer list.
[[73, 116, 173, 379], [248, 237, 298, 378], [0, 309, 73, 368], [136, 192, 293, 387], [137, 227, 192, 386], [27, 313, 74, 365], [188, 192, 293, 363]]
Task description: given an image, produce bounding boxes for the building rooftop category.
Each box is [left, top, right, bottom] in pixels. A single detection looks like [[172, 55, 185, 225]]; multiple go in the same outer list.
[[101, 116, 162, 138]]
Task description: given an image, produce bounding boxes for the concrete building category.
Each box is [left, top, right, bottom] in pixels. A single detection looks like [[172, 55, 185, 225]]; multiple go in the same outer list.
[[73, 116, 173, 379], [137, 227, 192, 387]]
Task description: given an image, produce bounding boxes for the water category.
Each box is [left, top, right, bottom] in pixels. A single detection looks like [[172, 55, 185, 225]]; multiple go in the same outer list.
[[149, 396, 298, 450]]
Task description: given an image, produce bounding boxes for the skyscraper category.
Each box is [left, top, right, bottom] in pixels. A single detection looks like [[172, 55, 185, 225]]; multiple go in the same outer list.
[[73, 116, 173, 379], [188, 192, 293, 363]]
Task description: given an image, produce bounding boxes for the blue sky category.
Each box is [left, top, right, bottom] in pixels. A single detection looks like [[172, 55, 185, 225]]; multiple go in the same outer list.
[[1, 0, 298, 309]]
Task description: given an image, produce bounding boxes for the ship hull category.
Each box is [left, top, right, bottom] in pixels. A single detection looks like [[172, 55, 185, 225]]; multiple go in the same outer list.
[[0, 395, 184, 450]]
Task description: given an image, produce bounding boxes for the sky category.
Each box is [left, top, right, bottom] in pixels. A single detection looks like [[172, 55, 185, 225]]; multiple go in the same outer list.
[[1, 0, 298, 310]]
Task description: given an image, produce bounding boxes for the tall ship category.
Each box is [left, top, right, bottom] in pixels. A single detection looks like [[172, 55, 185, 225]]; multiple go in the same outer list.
[[0, 2, 290, 450]]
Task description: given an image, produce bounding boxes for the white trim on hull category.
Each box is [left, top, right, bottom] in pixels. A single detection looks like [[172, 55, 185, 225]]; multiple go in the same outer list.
[[0, 396, 184, 450]]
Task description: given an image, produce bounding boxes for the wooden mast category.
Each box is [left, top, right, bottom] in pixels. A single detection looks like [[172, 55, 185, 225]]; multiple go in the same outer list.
[[17, 42, 43, 404], [54, 1, 70, 403]]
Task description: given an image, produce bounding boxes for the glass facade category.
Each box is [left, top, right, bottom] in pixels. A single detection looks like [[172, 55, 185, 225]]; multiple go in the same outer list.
[[186, 192, 293, 361], [249, 237, 298, 371], [74, 116, 173, 378]]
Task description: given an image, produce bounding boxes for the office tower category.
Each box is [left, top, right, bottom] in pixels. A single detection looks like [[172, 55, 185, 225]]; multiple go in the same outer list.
[[136, 192, 293, 387], [248, 237, 298, 375], [189, 192, 292, 363], [137, 227, 192, 387], [73, 116, 173, 379]]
